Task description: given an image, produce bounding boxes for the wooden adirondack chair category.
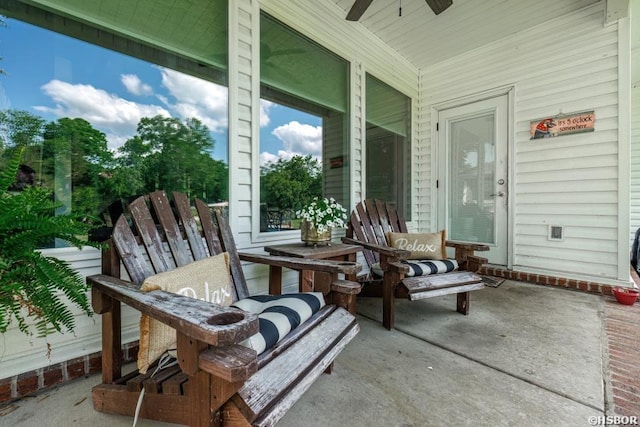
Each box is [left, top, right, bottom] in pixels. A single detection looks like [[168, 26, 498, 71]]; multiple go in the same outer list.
[[342, 199, 489, 330], [88, 190, 361, 426]]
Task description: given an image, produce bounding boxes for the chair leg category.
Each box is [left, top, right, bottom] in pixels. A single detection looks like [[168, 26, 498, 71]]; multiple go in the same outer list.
[[457, 292, 470, 315], [382, 276, 396, 330], [222, 401, 252, 426], [189, 370, 212, 426]]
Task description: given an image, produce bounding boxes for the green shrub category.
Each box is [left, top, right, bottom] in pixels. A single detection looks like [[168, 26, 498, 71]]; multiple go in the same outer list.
[[0, 148, 100, 336]]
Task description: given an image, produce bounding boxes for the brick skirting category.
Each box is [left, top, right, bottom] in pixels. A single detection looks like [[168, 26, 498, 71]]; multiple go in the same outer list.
[[480, 266, 620, 296], [0, 341, 139, 405], [603, 297, 640, 420]]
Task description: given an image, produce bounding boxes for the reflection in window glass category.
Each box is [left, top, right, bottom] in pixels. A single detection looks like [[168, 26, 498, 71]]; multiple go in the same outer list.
[[259, 103, 322, 231], [448, 114, 495, 243], [0, 7, 228, 247], [366, 74, 411, 220], [259, 13, 349, 232]]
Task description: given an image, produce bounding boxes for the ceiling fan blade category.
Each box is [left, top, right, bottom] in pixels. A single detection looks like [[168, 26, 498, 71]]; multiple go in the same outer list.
[[346, 0, 373, 21], [425, 0, 453, 15]]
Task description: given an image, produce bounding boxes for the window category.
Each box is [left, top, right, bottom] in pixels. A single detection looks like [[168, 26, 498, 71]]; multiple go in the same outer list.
[[365, 74, 412, 220], [0, 1, 229, 246], [258, 13, 349, 232]]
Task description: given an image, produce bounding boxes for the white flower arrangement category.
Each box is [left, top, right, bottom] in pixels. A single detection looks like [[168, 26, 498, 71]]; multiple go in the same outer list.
[[296, 197, 348, 233]]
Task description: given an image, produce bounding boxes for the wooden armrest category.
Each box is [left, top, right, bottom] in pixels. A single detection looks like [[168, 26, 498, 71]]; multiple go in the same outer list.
[[341, 237, 411, 258], [386, 260, 410, 274], [329, 279, 362, 313], [239, 253, 362, 275], [88, 274, 259, 346], [466, 255, 488, 272], [330, 279, 362, 295], [199, 344, 258, 382], [446, 240, 490, 252]]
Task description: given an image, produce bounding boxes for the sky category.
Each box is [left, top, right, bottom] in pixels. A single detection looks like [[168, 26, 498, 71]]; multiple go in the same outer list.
[[0, 18, 322, 165]]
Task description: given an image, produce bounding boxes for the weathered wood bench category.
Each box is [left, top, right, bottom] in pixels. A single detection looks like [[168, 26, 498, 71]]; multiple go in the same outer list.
[[89, 191, 361, 426], [342, 199, 489, 330]]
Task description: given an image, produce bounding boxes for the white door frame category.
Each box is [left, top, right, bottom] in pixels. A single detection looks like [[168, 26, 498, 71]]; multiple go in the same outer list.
[[431, 86, 515, 268]]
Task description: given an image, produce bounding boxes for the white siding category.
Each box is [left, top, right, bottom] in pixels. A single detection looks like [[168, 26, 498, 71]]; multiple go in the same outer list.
[[630, 0, 640, 246], [351, 59, 365, 204], [632, 84, 640, 243], [415, 73, 432, 232], [229, 0, 270, 295], [229, 0, 255, 244], [419, 3, 625, 282]]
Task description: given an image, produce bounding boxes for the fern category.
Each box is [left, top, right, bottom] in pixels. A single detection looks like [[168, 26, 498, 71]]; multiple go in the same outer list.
[[0, 148, 100, 337], [0, 146, 23, 190]]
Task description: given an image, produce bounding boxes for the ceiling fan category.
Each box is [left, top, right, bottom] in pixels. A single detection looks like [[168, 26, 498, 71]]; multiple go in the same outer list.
[[346, 0, 453, 21]]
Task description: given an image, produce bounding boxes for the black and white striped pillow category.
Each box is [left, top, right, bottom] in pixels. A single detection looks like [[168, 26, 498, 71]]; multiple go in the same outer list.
[[371, 259, 459, 277], [232, 293, 325, 355], [402, 259, 458, 277]]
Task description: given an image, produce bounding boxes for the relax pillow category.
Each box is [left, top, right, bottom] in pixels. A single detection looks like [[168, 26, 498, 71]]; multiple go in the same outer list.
[[137, 252, 234, 374], [386, 230, 446, 260]]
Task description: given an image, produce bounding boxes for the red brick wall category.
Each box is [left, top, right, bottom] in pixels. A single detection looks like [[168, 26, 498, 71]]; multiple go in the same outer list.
[[603, 300, 640, 419], [0, 341, 139, 405], [480, 266, 617, 295]]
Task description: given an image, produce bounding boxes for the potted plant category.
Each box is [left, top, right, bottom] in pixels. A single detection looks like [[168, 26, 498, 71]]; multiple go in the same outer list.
[[296, 197, 347, 246], [0, 148, 100, 337]]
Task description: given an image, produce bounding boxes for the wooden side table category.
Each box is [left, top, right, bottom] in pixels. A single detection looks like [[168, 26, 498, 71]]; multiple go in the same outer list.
[[263, 242, 362, 293]]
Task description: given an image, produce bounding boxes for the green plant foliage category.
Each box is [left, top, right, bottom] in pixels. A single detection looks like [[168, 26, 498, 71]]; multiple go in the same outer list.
[[260, 155, 322, 212], [0, 148, 99, 336]]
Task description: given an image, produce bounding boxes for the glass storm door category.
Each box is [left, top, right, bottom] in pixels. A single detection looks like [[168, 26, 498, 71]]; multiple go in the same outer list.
[[437, 95, 508, 265]]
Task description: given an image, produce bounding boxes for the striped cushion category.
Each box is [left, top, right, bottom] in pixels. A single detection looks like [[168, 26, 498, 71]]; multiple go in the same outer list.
[[232, 293, 325, 355], [372, 259, 459, 277]]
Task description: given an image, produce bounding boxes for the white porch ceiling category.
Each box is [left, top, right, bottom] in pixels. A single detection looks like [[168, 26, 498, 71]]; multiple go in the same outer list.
[[332, 0, 603, 69]]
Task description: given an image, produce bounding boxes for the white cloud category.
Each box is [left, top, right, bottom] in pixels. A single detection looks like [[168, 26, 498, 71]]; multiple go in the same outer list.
[[260, 99, 273, 127], [33, 66, 232, 151], [260, 149, 300, 166], [272, 121, 322, 156], [259, 120, 323, 166], [260, 151, 281, 166], [106, 134, 129, 152], [31, 67, 307, 161], [121, 74, 153, 96], [159, 68, 227, 133], [34, 79, 171, 150]]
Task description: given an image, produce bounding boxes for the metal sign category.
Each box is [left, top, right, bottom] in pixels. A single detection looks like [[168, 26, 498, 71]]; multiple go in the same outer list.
[[530, 111, 595, 139]]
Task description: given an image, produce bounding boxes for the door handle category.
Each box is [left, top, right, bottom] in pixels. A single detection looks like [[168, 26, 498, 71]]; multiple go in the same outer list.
[[490, 191, 505, 197]]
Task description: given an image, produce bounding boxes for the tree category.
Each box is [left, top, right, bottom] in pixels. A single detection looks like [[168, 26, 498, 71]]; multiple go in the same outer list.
[[117, 115, 228, 203], [260, 155, 322, 212], [41, 118, 113, 219], [0, 110, 47, 200], [0, 109, 45, 153]]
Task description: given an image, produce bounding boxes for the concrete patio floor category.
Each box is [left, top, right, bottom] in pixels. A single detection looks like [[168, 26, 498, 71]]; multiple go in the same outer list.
[[1, 280, 636, 426]]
